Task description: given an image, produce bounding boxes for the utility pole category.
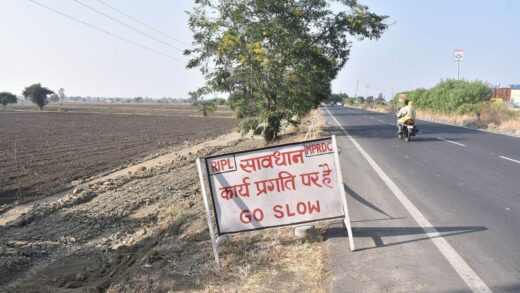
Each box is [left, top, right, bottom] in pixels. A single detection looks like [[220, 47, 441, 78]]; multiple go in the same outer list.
[[457, 60, 460, 80], [354, 80, 359, 98]]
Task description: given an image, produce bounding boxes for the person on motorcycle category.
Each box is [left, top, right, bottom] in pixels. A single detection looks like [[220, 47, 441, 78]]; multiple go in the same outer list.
[[396, 99, 416, 134]]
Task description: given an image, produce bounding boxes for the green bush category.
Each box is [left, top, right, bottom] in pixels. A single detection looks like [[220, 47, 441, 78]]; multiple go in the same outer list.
[[395, 79, 491, 114], [344, 98, 355, 105], [239, 117, 260, 135]]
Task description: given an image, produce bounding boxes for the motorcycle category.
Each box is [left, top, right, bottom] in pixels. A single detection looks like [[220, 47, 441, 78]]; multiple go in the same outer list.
[[398, 119, 417, 141]]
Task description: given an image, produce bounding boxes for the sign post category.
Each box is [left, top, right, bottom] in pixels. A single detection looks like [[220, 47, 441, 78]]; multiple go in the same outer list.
[[197, 136, 355, 265], [332, 135, 355, 251], [196, 158, 221, 269], [454, 49, 464, 80]]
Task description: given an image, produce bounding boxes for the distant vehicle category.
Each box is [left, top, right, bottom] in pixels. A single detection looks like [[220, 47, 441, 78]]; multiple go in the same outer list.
[[336, 102, 343, 106]]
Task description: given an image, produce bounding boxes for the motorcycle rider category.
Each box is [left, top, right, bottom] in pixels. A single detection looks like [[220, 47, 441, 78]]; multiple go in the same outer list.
[[396, 99, 416, 134]]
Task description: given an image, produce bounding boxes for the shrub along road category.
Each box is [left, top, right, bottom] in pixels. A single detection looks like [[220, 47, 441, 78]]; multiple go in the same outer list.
[[324, 106, 520, 292]]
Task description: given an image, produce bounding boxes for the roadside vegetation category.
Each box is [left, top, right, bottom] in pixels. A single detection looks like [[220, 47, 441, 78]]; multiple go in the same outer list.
[[185, 0, 388, 142], [346, 79, 520, 134]]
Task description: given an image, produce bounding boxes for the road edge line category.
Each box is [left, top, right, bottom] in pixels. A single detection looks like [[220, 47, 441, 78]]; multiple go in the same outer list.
[[499, 156, 520, 164], [436, 137, 467, 147], [325, 108, 492, 293]]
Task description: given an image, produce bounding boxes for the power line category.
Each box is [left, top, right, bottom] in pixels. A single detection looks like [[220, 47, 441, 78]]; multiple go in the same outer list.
[[73, 0, 184, 52], [28, 0, 184, 63], [95, 0, 191, 47]]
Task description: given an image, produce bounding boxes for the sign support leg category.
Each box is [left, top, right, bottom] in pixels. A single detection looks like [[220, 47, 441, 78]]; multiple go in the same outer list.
[[196, 158, 221, 268], [332, 135, 355, 251]]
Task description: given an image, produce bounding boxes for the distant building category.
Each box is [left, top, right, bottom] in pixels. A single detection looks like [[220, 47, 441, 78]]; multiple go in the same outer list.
[[493, 85, 520, 106], [511, 85, 520, 105]]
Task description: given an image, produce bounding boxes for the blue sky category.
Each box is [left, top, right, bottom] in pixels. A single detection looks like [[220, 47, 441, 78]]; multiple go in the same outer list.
[[1, 0, 519, 99]]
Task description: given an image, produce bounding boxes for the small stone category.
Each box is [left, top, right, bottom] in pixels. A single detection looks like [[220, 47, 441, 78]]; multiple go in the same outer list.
[[135, 229, 146, 237], [112, 243, 126, 250], [294, 225, 317, 239], [75, 272, 86, 281], [73, 188, 83, 195]]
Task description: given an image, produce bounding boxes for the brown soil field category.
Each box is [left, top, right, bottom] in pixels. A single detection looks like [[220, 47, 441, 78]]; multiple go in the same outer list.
[[8, 102, 233, 117], [0, 111, 239, 205], [0, 116, 327, 292]]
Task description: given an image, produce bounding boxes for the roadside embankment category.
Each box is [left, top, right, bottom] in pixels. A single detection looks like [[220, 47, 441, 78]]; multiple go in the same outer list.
[[0, 109, 328, 292]]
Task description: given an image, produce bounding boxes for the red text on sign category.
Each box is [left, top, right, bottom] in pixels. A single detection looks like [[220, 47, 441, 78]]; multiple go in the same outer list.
[[305, 142, 333, 156], [211, 157, 236, 173], [273, 200, 321, 219], [239, 209, 264, 224]]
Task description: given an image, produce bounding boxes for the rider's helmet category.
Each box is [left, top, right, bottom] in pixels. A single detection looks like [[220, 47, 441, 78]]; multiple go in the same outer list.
[[404, 99, 410, 105]]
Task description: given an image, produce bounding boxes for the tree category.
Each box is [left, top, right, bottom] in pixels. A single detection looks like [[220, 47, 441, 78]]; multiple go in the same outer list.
[[0, 92, 17, 109], [195, 100, 216, 117], [357, 96, 365, 103], [49, 94, 59, 102], [22, 83, 54, 110], [366, 96, 374, 104], [186, 0, 388, 142], [58, 88, 66, 105], [375, 93, 385, 104]]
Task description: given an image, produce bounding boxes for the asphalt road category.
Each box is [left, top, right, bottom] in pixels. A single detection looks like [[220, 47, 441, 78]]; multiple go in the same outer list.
[[323, 106, 520, 292]]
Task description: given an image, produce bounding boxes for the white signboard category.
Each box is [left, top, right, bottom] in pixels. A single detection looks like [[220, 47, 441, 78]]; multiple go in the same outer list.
[[454, 49, 464, 61], [205, 137, 346, 234], [511, 89, 520, 105]]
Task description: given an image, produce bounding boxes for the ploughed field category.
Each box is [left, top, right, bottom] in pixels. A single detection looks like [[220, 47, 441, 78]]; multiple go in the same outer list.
[[0, 111, 239, 204], [8, 102, 233, 117]]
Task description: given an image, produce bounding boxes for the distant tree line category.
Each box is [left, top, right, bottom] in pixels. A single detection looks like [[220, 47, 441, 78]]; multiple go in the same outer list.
[[328, 92, 386, 106], [1, 82, 231, 112]]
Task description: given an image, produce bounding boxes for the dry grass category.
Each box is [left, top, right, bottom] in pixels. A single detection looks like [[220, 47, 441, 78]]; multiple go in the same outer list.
[[114, 116, 330, 293]]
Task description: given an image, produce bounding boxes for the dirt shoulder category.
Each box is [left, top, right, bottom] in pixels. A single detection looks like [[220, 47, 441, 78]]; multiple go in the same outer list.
[[0, 110, 328, 292]]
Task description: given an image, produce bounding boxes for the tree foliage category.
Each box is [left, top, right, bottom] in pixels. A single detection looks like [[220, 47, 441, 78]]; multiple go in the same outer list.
[[50, 94, 59, 102], [0, 92, 17, 109], [22, 83, 54, 110], [393, 79, 492, 114], [186, 0, 388, 141], [375, 93, 385, 104], [194, 100, 217, 116]]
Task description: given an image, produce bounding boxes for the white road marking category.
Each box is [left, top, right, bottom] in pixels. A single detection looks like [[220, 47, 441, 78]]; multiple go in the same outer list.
[[326, 108, 491, 293], [377, 119, 384, 123], [499, 156, 520, 164], [436, 137, 466, 147], [505, 207, 511, 211]]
